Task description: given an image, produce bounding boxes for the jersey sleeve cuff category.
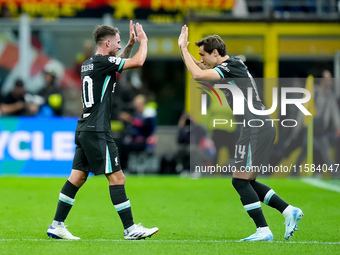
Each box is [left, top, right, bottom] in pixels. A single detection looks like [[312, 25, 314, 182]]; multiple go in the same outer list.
[[118, 59, 126, 73], [214, 67, 224, 78]]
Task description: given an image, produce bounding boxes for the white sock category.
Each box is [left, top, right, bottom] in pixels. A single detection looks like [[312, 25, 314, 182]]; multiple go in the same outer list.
[[52, 220, 65, 228], [258, 226, 271, 232], [126, 224, 136, 233], [282, 205, 293, 217]]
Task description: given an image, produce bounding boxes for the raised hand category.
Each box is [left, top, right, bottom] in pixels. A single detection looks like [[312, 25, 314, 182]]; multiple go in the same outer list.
[[128, 20, 137, 46], [178, 25, 189, 50], [135, 23, 148, 44]]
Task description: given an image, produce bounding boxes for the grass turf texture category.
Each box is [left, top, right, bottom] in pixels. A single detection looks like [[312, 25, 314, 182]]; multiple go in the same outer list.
[[0, 176, 339, 254]]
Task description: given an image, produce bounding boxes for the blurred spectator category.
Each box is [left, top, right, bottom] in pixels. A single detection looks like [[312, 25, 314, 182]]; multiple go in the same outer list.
[[0, 92, 25, 117], [1, 79, 26, 116], [172, 113, 192, 173], [296, 70, 340, 175], [274, 0, 316, 14], [73, 39, 94, 77], [112, 70, 141, 120], [37, 64, 64, 116], [160, 113, 216, 175], [120, 94, 157, 169], [62, 85, 83, 117], [313, 70, 340, 136], [1, 79, 39, 116], [269, 78, 305, 167], [0, 100, 23, 116], [108, 70, 141, 156], [0, 5, 12, 18]]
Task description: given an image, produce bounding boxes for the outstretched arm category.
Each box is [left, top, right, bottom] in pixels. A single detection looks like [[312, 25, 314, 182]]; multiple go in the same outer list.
[[189, 53, 207, 70], [123, 23, 148, 69], [0, 102, 25, 116], [118, 20, 137, 58], [178, 25, 220, 80]]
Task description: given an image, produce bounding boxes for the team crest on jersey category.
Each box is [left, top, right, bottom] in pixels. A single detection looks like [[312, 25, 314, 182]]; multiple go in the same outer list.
[[108, 56, 117, 63]]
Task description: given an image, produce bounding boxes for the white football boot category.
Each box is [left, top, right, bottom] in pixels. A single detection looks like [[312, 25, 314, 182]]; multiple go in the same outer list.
[[47, 225, 80, 240], [241, 226, 274, 242], [283, 206, 303, 240], [124, 223, 159, 240]]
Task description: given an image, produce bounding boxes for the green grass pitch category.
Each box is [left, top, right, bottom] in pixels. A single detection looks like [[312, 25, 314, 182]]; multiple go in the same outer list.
[[0, 176, 339, 254]]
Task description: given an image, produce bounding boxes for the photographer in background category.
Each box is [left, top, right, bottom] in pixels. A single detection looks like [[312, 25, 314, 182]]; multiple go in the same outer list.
[[37, 64, 64, 117], [1, 79, 39, 116]]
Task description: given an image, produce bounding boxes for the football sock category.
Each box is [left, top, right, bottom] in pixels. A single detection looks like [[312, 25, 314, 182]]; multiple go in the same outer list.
[[282, 205, 294, 217], [250, 180, 289, 213], [109, 185, 134, 229], [232, 178, 268, 228], [53, 180, 79, 223], [52, 220, 65, 228]]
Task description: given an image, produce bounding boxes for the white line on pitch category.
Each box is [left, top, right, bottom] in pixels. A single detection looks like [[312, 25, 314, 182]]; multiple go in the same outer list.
[[302, 178, 340, 193], [0, 239, 339, 245]]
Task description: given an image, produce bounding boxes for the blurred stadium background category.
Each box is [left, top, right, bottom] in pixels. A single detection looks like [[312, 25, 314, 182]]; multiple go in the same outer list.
[[0, 1, 340, 175], [1, 1, 340, 254]]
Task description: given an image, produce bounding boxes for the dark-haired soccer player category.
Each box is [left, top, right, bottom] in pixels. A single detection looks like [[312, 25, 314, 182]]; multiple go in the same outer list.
[[47, 21, 158, 240], [178, 25, 303, 241]]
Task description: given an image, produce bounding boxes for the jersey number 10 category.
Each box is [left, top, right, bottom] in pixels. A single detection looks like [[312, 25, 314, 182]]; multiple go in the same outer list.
[[82, 76, 94, 108]]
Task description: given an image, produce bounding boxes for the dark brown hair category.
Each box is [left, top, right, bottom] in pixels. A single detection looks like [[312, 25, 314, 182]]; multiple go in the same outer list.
[[93, 25, 120, 45], [195, 35, 227, 56]]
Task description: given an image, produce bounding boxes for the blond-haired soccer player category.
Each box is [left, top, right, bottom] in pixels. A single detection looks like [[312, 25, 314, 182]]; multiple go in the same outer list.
[[47, 21, 158, 240]]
